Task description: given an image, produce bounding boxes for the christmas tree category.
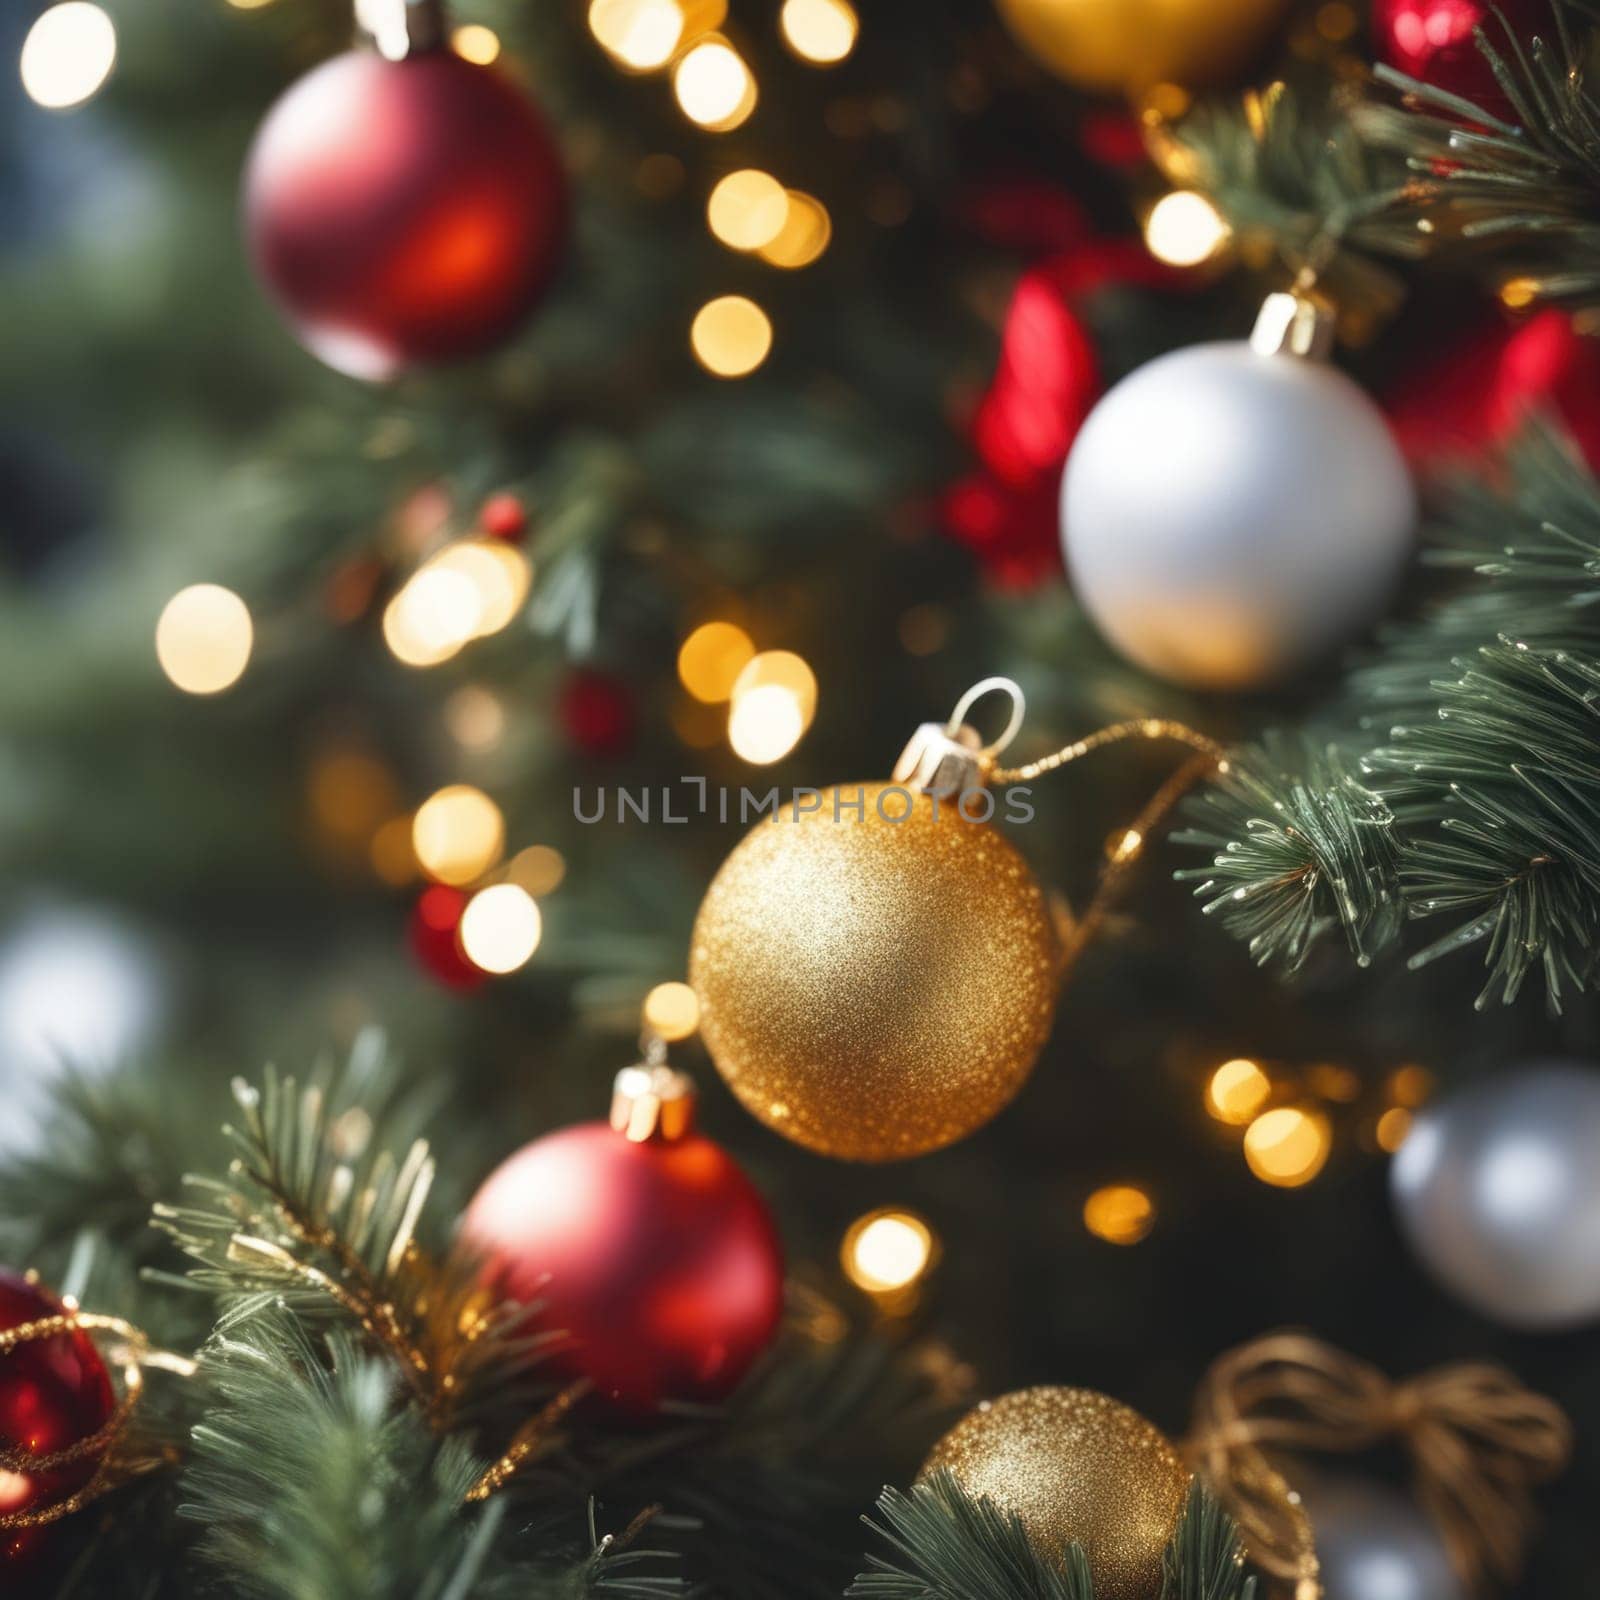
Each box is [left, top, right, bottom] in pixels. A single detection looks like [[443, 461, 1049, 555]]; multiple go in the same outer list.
[[2, 0, 1598, 1594]]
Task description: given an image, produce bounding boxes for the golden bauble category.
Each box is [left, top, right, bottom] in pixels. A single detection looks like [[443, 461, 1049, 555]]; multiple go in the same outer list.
[[995, 0, 1288, 96], [921, 1387, 1191, 1600], [689, 783, 1058, 1162]]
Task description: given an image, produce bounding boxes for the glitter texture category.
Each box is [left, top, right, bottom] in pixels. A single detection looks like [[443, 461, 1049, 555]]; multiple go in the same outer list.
[[689, 783, 1058, 1161], [921, 1387, 1191, 1600]]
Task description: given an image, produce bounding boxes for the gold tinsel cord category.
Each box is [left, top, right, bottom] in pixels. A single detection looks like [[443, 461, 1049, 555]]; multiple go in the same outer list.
[[0, 1306, 197, 1532], [1185, 1332, 1573, 1598]]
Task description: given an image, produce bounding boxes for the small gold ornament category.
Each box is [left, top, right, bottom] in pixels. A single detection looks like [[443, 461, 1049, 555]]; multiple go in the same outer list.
[[921, 1386, 1191, 1600], [994, 0, 1288, 97], [690, 680, 1225, 1163]]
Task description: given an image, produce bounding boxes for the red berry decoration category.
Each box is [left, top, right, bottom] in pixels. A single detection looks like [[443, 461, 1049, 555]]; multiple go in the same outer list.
[[1373, 0, 1548, 118], [460, 1066, 784, 1413], [409, 885, 484, 990], [0, 1270, 116, 1569], [478, 493, 529, 543], [243, 5, 567, 380]]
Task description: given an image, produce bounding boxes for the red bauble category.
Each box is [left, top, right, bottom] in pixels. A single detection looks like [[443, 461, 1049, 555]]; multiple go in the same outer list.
[[244, 48, 567, 379], [1387, 309, 1600, 471], [460, 1073, 784, 1413], [409, 885, 484, 990], [558, 668, 636, 758], [0, 1271, 115, 1569], [1373, 0, 1549, 117], [478, 492, 529, 542]]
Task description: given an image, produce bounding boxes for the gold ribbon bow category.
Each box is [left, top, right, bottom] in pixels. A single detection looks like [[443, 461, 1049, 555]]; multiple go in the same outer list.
[[1185, 1331, 1572, 1598]]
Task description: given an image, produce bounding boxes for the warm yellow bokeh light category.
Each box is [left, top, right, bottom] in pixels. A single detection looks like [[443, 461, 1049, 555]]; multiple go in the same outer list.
[[1144, 191, 1230, 268], [732, 649, 817, 725], [452, 24, 501, 63], [1206, 1058, 1271, 1125], [383, 567, 482, 667], [757, 191, 831, 268], [21, 3, 115, 109], [156, 584, 253, 695], [691, 295, 772, 377], [643, 980, 700, 1041], [842, 1208, 935, 1294], [707, 169, 790, 251], [460, 883, 542, 974], [1376, 1106, 1412, 1154], [674, 36, 756, 129], [1307, 1062, 1360, 1103], [506, 844, 566, 897], [1244, 1106, 1331, 1188], [588, 0, 685, 70], [370, 816, 417, 886], [1388, 1063, 1435, 1108], [728, 685, 803, 764], [412, 785, 505, 886], [428, 538, 532, 637], [677, 620, 756, 702], [780, 0, 857, 63], [1083, 1185, 1156, 1245], [444, 684, 506, 752]]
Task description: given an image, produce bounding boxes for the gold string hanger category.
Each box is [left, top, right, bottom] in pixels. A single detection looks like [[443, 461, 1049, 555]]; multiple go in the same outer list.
[[900, 677, 1229, 980]]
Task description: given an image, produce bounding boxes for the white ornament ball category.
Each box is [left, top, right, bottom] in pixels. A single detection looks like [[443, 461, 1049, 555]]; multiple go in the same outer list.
[[1061, 341, 1414, 690], [1305, 1479, 1464, 1600], [1391, 1061, 1600, 1330]]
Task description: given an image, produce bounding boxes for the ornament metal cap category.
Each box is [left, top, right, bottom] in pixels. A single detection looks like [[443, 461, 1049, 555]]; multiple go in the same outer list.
[[1249, 292, 1336, 360], [892, 676, 1026, 797], [355, 0, 447, 59], [610, 1064, 697, 1143]]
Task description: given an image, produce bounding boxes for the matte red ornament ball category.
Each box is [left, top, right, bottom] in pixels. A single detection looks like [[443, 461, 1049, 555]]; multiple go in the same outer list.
[[243, 49, 567, 380], [478, 492, 529, 543], [460, 1109, 784, 1413], [1372, 0, 1548, 117], [0, 1270, 116, 1569]]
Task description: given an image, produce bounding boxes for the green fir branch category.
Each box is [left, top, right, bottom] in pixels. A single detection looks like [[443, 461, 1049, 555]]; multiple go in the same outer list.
[[1159, 1483, 1257, 1600]]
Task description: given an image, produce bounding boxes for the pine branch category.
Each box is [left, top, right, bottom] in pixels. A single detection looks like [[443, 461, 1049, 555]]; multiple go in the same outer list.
[[1357, 1, 1600, 305], [1159, 1483, 1257, 1600]]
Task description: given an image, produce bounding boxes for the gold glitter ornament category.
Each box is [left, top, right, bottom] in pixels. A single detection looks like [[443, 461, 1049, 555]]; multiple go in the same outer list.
[[921, 1387, 1191, 1600], [691, 777, 1058, 1161]]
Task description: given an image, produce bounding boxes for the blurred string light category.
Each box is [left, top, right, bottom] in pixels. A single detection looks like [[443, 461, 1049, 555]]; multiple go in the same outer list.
[[1143, 190, 1230, 267], [412, 785, 504, 885], [707, 170, 790, 251], [677, 619, 755, 701], [841, 1207, 936, 1299], [459, 883, 541, 973], [589, 0, 727, 72], [505, 844, 566, 897], [674, 35, 756, 130], [20, 2, 115, 109], [1083, 1184, 1156, 1245], [156, 584, 253, 695], [757, 191, 830, 268], [444, 684, 506, 751], [1375, 1107, 1412, 1153], [452, 24, 501, 64], [727, 649, 816, 763], [780, 0, 858, 64], [1205, 1057, 1271, 1125], [691, 294, 772, 377], [1243, 1106, 1331, 1187], [383, 538, 531, 667], [643, 980, 700, 1041]]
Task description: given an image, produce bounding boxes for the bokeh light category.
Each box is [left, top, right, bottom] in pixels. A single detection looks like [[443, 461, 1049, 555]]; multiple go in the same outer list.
[[506, 844, 566, 897], [412, 785, 504, 886], [841, 1208, 935, 1295], [21, 3, 116, 109], [1083, 1185, 1156, 1245], [588, 0, 685, 70], [444, 684, 506, 751], [1144, 191, 1230, 267], [707, 169, 790, 250], [1244, 1106, 1331, 1187], [156, 584, 253, 695], [459, 883, 541, 973], [428, 538, 532, 637], [1206, 1058, 1272, 1125], [678, 620, 755, 702], [691, 295, 772, 377], [757, 191, 831, 268], [780, 0, 858, 63], [643, 980, 700, 1041], [674, 36, 756, 129], [383, 567, 481, 667], [727, 649, 816, 764], [1388, 1063, 1435, 1107], [1376, 1106, 1412, 1153], [452, 24, 501, 64]]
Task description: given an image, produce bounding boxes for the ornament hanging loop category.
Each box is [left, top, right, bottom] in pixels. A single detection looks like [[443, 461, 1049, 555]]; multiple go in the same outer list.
[[894, 677, 1025, 798], [944, 676, 1027, 760], [355, 0, 447, 60]]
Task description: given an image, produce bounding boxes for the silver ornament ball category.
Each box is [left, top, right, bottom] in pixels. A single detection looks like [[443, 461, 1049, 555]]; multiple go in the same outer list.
[[1305, 1478, 1464, 1600], [1391, 1061, 1600, 1330], [1061, 332, 1414, 690]]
